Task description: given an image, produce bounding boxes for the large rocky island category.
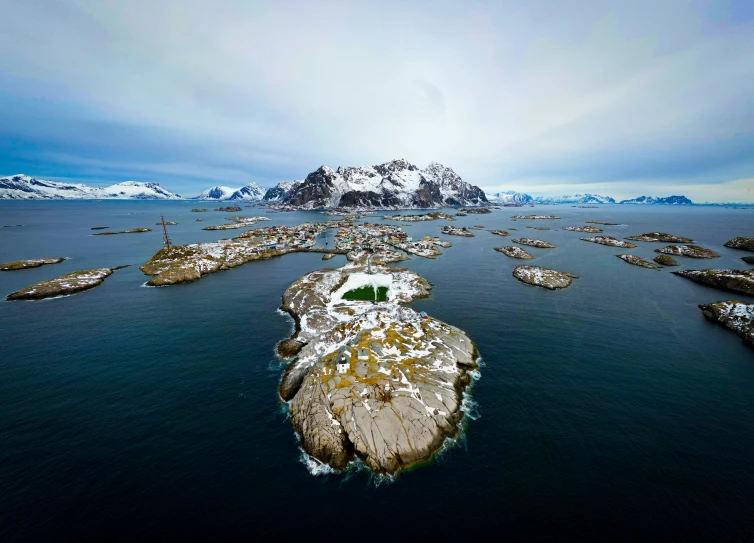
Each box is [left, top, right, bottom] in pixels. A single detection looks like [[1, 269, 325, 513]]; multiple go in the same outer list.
[[278, 262, 480, 474]]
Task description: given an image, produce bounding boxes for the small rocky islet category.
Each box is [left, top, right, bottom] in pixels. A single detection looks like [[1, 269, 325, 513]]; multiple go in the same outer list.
[[278, 263, 479, 475], [441, 225, 475, 237], [383, 211, 454, 222], [655, 245, 720, 259], [6, 266, 128, 300], [586, 220, 620, 225], [0, 257, 66, 271], [673, 269, 754, 296], [743, 256, 754, 265], [512, 265, 578, 289], [616, 254, 662, 270], [512, 238, 556, 248], [699, 301, 754, 347], [464, 208, 492, 214], [653, 254, 680, 266], [512, 214, 560, 220], [92, 228, 151, 236], [563, 225, 602, 233], [580, 236, 637, 248], [626, 232, 693, 243], [495, 246, 533, 259], [488, 229, 510, 237], [724, 237, 754, 252]]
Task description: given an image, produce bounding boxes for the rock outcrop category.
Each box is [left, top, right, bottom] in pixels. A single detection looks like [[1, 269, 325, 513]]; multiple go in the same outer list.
[[616, 254, 661, 269], [6, 266, 127, 300], [586, 220, 620, 225], [495, 246, 533, 259], [512, 215, 560, 220], [0, 257, 65, 271], [724, 237, 754, 252], [512, 265, 578, 289], [655, 245, 720, 258], [512, 238, 556, 248], [580, 236, 637, 248], [743, 256, 754, 265], [465, 208, 492, 214], [92, 228, 151, 235], [626, 232, 693, 243], [278, 264, 479, 475], [653, 255, 680, 266], [563, 225, 602, 233], [384, 211, 454, 221], [672, 269, 754, 296], [699, 301, 754, 347], [488, 229, 510, 237]]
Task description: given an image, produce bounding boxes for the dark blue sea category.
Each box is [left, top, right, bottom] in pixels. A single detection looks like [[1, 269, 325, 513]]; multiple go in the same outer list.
[[1, 201, 753, 540]]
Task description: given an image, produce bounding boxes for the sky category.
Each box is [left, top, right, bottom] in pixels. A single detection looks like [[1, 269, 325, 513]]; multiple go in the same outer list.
[[1, 0, 753, 202]]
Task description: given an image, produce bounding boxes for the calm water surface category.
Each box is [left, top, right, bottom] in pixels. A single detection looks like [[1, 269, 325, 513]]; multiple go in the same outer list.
[[1, 201, 753, 540]]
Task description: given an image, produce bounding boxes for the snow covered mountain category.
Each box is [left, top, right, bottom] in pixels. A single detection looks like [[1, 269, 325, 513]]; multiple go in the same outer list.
[[275, 159, 487, 209], [534, 193, 616, 204], [619, 195, 692, 205], [192, 182, 265, 201], [263, 181, 302, 202], [486, 190, 533, 204], [0, 175, 181, 200]]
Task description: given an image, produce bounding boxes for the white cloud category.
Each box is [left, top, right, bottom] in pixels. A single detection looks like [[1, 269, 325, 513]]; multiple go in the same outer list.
[[0, 0, 752, 200]]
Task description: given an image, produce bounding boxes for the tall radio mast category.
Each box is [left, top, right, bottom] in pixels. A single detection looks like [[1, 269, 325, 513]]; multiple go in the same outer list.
[[161, 215, 173, 250]]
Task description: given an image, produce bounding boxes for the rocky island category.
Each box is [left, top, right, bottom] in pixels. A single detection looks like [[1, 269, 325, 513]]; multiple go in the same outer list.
[[699, 301, 754, 347], [202, 216, 271, 230], [724, 237, 754, 252], [384, 211, 454, 222], [655, 245, 720, 258], [465, 208, 492, 214], [512, 215, 560, 220], [216, 206, 242, 212], [563, 225, 603, 233], [616, 254, 662, 269], [191, 208, 209, 212], [580, 236, 637, 248], [6, 266, 127, 300], [156, 221, 178, 226], [495, 246, 533, 259], [672, 269, 754, 295], [489, 229, 510, 237], [278, 263, 480, 474], [743, 256, 754, 265], [512, 238, 556, 248], [0, 257, 66, 271], [92, 228, 151, 235], [654, 255, 680, 266], [512, 265, 578, 289], [586, 220, 620, 225], [626, 232, 693, 243], [441, 225, 474, 237]]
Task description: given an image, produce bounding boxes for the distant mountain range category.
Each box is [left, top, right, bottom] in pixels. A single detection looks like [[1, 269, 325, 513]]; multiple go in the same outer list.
[[0, 175, 181, 200], [262, 159, 488, 209], [0, 172, 696, 207], [486, 190, 692, 205], [192, 183, 266, 201]]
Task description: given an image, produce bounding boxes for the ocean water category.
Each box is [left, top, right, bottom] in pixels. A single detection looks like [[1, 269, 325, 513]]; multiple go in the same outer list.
[[0, 201, 753, 540]]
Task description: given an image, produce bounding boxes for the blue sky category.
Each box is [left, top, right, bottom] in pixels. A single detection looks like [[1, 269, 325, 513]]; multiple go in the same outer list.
[[1, 0, 753, 201]]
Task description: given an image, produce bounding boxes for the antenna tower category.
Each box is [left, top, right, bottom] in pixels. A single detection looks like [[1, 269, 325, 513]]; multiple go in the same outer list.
[[161, 215, 173, 250]]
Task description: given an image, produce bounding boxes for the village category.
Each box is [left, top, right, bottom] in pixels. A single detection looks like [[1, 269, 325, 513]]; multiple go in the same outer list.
[[233, 219, 454, 260]]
